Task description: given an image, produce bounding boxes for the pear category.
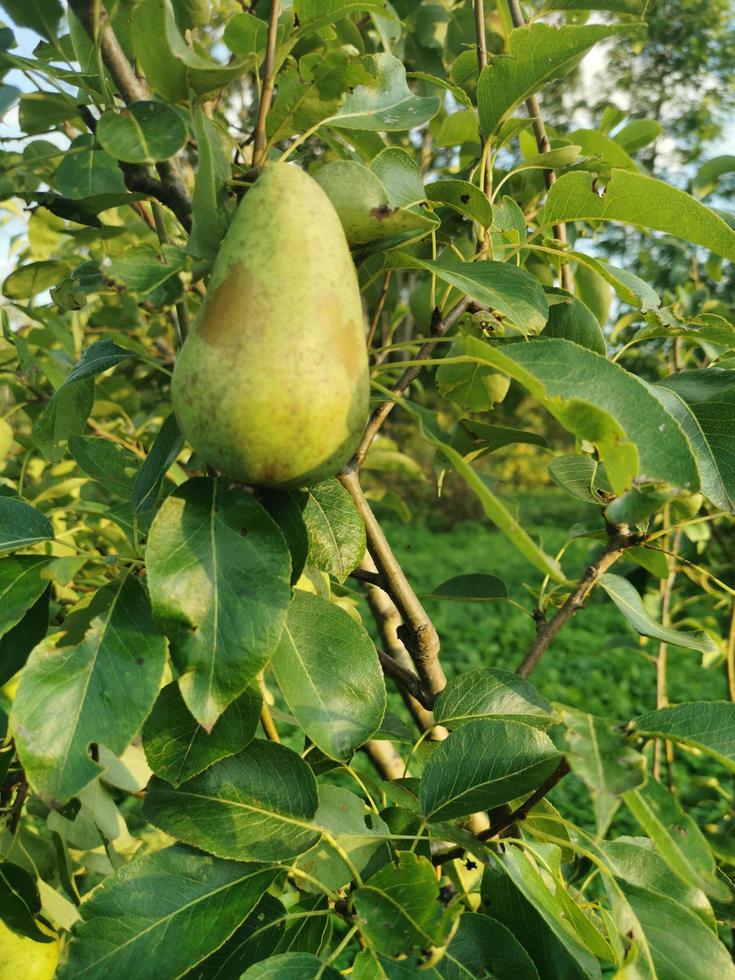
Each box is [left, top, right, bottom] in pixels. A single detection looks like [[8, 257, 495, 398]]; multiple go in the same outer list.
[[172, 163, 369, 487]]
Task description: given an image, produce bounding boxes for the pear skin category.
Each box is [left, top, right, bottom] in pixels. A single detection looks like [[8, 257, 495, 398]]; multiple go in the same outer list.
[[172, 163, 369, 487]]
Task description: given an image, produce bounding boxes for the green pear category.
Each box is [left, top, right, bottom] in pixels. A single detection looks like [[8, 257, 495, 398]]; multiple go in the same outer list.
[[172, 163, 370, 487]]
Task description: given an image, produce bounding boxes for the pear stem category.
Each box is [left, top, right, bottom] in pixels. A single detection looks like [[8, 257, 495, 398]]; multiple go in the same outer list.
[[253, 0, 281, 168]]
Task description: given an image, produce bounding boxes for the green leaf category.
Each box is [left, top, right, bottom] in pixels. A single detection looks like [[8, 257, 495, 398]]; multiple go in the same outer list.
[[544, 170, 735, 263], [33, 377, 95, 463], [0, 497, 53, 551], [631, 702, 735, 772], [294, 0, 391, 37], [271, 591, 385, 759], [142, 681, 261, 787], [403, 401, 563, 581], [145, 478, 292, 729], [96, 101, 188, 165], [222, 12, 268, 59], [328, 53, 440, 131], [422, 574, 508, 603], [560, 707, 645, 831], [613, 118, 663, 154], [369, 147, 426, 208], [2, 260, 68, 299], [0, 590, 49, 687], [561, 708, 646, 795], [0, 861, 48, 942], [0, 554, 51, 638], [0, 0, 62, 40], [68, 435, 139, 497], [255, 489, 310, 586], [425, 179, 494, 228], [458, 420, 547, 455], [567, 128, 637, 171], [464, 336, 699, 493], [241, 953, 341, 980], [693, 154, 735, 198], [543, 0, 646, 11], [53, 138, 127, 199], [301, 478, 366, 583], [179, 893, 287, 978], [655, 369, 735, 512], [542, 295, 606, 354], [189, 108, 234, 262], [387, 253, 549, 333], [482, 849, 602, 980], [621, 884, 735, 980], [57, 846, 278, 980], [599, 573, 718, 654], [478, 24, 629, 137], [143, 740, 321, 862], [296, 785, 391, 891], [437, 340, 511, 411], [434, 667, 554, 728], [352, 852, 456, 957], [419, 719, 561, 821], [624, 778, 727, 901], [10, 575, 166, 806], [132, 0, 255, 102], [439, 913, 540, 980], [315, 160, 437, 248], [602, 838, 714, 927], [548, 453, 609, 505], [107, 245, 186, 295], [130, 413, 183, 518]]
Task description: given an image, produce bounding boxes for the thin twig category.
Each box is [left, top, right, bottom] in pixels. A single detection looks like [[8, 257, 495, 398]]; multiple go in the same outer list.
[[252, 0, 281, 168], [474, 0, 488, 71], [515, 526, 639, 679], [340, 469, 446, 697], [351, 298, 475, 467], [433, 759, 571, 865], [349, 567, 385, 588], [654, 524, 681, 786], [366, 272, 392, 349], [70, 0, 192, 230], [377, 649, 435, 711], [506, 0, 570, 291]]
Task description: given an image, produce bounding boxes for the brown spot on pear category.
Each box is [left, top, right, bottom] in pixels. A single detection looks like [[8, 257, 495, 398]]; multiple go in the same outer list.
[[172, 163, 369, 487]]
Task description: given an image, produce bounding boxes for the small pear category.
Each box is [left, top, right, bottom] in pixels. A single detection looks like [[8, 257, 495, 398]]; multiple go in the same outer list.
[[173, 163, 370, 487]]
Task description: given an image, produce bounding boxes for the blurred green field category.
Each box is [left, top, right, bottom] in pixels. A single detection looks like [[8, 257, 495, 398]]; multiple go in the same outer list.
[[375, 491, 728, 829]]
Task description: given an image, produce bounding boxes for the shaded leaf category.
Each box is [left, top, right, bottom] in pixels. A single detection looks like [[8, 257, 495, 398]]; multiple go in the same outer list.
[[438, 913, 540, 980], [352, 852, 456, 957], [271, 591, 385, 759], [422, 574, 508, 603], [130, 412, 183, 518], [419, 718, 561, 821], [631, 702, 735, 772], [96, 102, 188, 164], [57, 846, 278, 980], [142, 681, 261, 787], [599, 573, 718, 654], [434, 667, 554, 728], [143, 740, 320, 862], [145, 478, 291, 729], [11, 576, 166, 805], [0, 499, 53, 551], [301, 478, 366, 583]]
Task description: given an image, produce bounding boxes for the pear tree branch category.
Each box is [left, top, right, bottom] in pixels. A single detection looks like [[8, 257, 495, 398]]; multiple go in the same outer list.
[[433, 758, 572, 865], [69, 0, 192, 231], [339, 469, 447, 697], [515, 524, 641, 679], [506, 0, 570, 291], [252, 0, 281, 168]]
